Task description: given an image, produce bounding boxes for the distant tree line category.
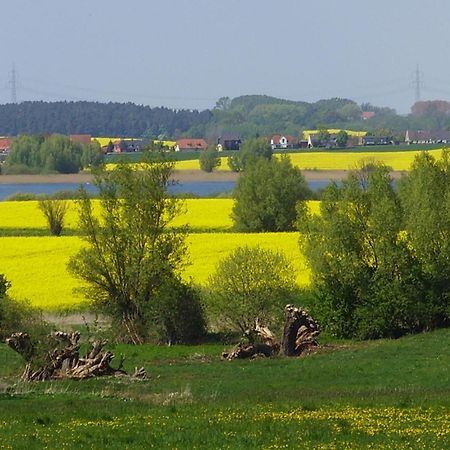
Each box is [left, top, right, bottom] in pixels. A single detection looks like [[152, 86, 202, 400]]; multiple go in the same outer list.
[[2, 97, 450, 140], [0, 101, 212, 138], [4, 134, 102, 174]]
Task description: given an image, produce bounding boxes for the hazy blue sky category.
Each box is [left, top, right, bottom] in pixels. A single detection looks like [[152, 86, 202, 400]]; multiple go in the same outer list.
[[1, 0, 450, 113]]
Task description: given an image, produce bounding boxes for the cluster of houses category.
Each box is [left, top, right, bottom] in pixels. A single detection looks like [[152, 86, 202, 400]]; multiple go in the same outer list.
[[2, 130, 450, 159]]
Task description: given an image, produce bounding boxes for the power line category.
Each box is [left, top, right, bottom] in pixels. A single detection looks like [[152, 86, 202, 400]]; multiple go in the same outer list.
[[8, 64, 17, 103], [411, 65, 424, 103]]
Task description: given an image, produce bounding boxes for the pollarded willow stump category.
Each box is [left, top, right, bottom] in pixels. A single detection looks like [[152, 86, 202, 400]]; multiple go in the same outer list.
[[282, 304, 320, 357], [6, 331, 146, 381], [223, 305, 320, 360]]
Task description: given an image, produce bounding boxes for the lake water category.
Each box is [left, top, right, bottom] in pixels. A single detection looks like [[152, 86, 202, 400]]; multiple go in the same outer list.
[[0, 180, 333, 200]]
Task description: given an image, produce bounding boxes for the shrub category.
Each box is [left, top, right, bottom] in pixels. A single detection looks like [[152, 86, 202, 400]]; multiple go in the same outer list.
[[206, 246, 297, 335], [38, 198, 68, 236], [199, 145, 221, 172]]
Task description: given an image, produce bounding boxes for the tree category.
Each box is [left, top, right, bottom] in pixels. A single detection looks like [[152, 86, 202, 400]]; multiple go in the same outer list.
[[399, 151, 450, 327], [297, 162, 431, 339], [232, 155, 310, 231], [206, 246, 296, 334], [81, 140, 103, 168], [335, 130, 348, 148], [315, 128, 330, 146], [0, 274, 46, 340], [68, 157, 192, 344], [199, 145, 221, 172], [38, 198, 68, 236], [227, 137, 272, 172]]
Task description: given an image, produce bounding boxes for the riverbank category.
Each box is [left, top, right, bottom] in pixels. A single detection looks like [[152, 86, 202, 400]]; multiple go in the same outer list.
[[0, 169, 407, 185]]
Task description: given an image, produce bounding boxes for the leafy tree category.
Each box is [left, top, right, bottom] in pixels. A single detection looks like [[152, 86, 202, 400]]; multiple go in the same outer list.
[[199, 145, 221, 172], [6, 134, 97, 174], [68, 157, 191, 344], [315, 128, 330, 146], [0, 275, 46, 340], [399, 151, 450, 326], [233, 155, 310, 231], [214, 96, 231, 111], [335, 130, 348, 148], [38, 198, 68, 236], [297, 162, 430, 339], [227, 137, 272, 172], [81, 141, 103, 168], [206, 246, 296, 334]]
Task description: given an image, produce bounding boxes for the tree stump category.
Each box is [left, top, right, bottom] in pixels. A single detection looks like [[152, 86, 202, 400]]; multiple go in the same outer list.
[[282, 304, 320, 356], [6, 331, 146, 381], [223, 305, 320, 360]]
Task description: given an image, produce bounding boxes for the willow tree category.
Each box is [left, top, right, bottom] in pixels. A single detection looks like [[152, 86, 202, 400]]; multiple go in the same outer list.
[[68, 158, 197, 344]]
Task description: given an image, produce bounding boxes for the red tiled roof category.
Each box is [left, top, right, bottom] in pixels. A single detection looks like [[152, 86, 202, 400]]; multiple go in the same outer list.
[[0, 137, 13, 149], [176, 139, 208, 150]]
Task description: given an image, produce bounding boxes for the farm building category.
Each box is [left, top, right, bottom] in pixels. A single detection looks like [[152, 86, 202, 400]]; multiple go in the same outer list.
[[175, 139, 208, 151]]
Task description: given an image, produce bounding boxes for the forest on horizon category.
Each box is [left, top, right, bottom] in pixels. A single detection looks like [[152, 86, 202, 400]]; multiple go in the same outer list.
[[1, 95, 450, 140]]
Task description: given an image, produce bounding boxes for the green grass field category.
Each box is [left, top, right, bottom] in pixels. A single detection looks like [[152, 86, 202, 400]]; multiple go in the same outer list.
[[0, 329, 448, 448]]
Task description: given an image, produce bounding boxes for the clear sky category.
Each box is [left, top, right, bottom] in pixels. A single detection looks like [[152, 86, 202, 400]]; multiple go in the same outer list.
[[1, 0, 450, 113]]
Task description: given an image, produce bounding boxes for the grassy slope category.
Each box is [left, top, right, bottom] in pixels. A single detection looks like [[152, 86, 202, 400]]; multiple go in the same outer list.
[[0, 329, 448, 448]]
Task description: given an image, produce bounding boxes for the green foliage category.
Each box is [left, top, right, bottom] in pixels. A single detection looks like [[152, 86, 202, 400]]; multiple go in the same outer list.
[[206, 246, 296, 334], [399, 150, 450, 325], [38, 198, 68, 236], [199, 145, 221, 172], [298, 162, 436, 339], [5, 134, 101, 174], [335, 130, 348, 147], [233, 155, 310, 231], [68, 157, 190, 344], [149, 277, 207, 344], [0, 275, 46, 341], [81, 140, 103, 168], [227, 137, 272, 172]]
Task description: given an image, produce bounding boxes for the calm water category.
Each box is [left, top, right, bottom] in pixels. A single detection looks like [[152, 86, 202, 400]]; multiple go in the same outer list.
[[0, 180, 332, 200]]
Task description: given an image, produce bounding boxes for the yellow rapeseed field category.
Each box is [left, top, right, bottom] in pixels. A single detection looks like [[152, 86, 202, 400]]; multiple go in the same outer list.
[[0, 232, 309, 309], [0, 199, 321, 231], [303, 129, 367, 138], [172, 149, 445, 172], [285, 149, 444, 171], [0, 199, 235, 231], [92, 137, 176, 148]]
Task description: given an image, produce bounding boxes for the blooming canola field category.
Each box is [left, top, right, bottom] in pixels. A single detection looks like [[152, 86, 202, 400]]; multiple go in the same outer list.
[[0, 233, 309, 310], [0, 198, 319, 309], [173, 148, 444, 172]]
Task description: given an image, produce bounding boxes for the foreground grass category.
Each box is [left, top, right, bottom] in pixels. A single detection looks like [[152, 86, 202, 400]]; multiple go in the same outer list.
[[0, 329, 448, 448]]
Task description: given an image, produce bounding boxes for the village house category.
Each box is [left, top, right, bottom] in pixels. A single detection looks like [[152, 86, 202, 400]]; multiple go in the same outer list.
[[0, 137, 13, 154], [175, 138, 208, 151], [361, 136, 391, 145], [405, 130, 450, 144], [217, 133, 241, 151], [270, 134, 299, 150]]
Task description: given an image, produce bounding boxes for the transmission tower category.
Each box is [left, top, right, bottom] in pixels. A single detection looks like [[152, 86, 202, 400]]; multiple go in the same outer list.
[[8, 64, 17, 103], [412, 65, 424, 104]]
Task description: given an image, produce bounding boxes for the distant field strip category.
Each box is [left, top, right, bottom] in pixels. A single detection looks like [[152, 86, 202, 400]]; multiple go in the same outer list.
[[173, 149, 444, 171], [0, 199, 234, 232], [0, 232, 308, 309]]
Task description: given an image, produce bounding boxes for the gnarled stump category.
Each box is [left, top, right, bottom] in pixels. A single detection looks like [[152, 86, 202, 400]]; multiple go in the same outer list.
[[6, 331, 146, 381], [223, 305, 320, 360], [282, 305, 320, 356]]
